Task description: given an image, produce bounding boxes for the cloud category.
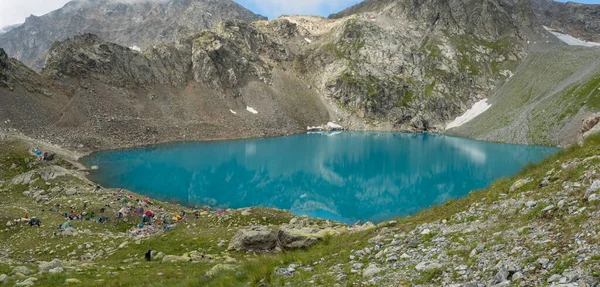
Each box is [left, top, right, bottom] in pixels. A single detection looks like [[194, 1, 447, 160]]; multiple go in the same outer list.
[[236, 0, 363, 19], [0, 0, 173, 28], [0, 0, 363, 29], [0, 0, 72, 28]]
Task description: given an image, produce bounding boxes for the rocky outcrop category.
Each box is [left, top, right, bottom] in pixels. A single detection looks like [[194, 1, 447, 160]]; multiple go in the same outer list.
[[0, 0, 266, 70], [228, 225, 279, 252], [581, 114, 600, 135], [0, 49, 8, 86], [11, 166, 79, 185], [228, 224, 342, 252], [530, 0, 600, 42], [309, 0, 536, 131], [0, 20, 330, 151]]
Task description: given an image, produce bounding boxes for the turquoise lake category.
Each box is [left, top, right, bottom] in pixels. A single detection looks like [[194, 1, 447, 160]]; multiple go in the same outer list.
[[81, 132, 558, 224]]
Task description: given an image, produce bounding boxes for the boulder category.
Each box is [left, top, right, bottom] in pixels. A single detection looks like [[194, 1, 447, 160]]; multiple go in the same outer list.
[[362, 263, 383, 278], [37, 166, 69, 181], [65, 278, 81, 284], [65, 188, 77, 196], [206, 264, 235, 277], [493, 267, 510, 284], [161, 255, 190, 263], [11, 166, 71, 186], [581, 113, 600, 135], [15, 277, 36, 287], [48, 267, 63, 274], [415, 261, 443, 272], [11, 266, 32, 276], [277, 226, 339, 250], [188, 251, 207, 262], [228, 225, 278, 252], [39, 259, 62, 272], [11, 172, 35, 185], [509, 178, 531, 193], [0, 274, 8, 284], [154, 252, 165, 260]]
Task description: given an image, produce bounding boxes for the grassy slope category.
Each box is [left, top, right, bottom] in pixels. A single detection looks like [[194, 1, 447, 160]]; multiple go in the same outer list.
[[204, 136, 600, 286], [450, 46, 600, 146], [1, 136, 599, 286]]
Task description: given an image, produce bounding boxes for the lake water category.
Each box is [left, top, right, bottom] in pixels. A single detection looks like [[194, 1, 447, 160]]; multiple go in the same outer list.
[[81, 132, 557, 224]]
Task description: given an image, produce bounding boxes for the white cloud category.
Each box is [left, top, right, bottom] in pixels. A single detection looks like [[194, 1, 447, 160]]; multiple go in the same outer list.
[[0, 0, 71, 28], [239, 0, 362, 19], [0, 0, 174, 28], [0, 0, 362, 29]]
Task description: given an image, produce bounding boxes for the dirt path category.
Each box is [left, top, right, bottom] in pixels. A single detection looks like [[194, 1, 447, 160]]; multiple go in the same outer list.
[[0, 131, 87, 169]]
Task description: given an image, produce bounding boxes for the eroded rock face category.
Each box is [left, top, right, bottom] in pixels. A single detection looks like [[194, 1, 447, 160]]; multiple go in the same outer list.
[[0, 0, 267, 70], [277, 226, 339, 250], [581, 114, 600, 135], [228, 225, 278, 251], [229, 224, 341, 252], [0, 48, 8, 86]]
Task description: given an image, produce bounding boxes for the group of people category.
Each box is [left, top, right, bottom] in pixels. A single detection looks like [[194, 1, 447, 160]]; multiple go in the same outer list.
[[8, 214, 42, 228]]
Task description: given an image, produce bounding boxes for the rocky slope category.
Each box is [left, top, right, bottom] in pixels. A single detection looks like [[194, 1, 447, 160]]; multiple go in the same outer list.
[[0, 19, 330, 151], [450, 46, 600, 146], [530, 0, 600, 43], [2, 0, 600, 149], [0, 0, 266, 70]]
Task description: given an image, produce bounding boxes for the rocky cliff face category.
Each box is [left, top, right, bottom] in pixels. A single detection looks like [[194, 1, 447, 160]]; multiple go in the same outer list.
[[2, 0, 600, 149], [0, 0, 266, 70], [530, 0, 600, 42], [0, 21, 330, 151], [300, 0, 537, 131]]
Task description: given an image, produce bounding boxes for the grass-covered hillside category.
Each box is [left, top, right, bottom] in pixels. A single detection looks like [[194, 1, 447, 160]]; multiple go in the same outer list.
[[0, 136, 599, 286], [451, 46, 600, 146]]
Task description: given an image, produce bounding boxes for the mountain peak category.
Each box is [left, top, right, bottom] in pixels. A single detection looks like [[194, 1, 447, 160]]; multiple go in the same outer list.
[[0, 0, 266, 70]]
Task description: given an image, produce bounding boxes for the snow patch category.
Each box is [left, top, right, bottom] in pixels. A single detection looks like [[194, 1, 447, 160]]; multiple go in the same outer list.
[[229, 109, 237, 115], [304, 38, 312, 43], [446, 99, 491, 130], [246, 106, 258, 114], [544, 26, 600, 47], [129, 45, 141, 52]]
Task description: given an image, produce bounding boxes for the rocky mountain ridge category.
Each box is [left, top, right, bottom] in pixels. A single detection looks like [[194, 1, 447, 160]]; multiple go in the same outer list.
[[1, 0, 600, 149], [0, 0, 266, 70]]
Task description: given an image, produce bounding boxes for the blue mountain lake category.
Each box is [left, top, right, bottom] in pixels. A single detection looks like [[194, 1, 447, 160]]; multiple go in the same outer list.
[[81, 132, 558, 224]]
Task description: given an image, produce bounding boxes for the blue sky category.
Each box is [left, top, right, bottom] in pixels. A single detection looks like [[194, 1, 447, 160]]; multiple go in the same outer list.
[[232, 0, 364, 19], [556, 0, 600, 2], [234, 0, 600, 19], [1, 0, 600, 28]]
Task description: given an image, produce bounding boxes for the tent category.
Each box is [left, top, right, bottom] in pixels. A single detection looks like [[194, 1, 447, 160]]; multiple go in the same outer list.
[[118, 207, 129, 216], [140, 215, 151, 223], [61, 221, 73, 229], [96, 216, 109, 223], [119, 197, 128, 203], [134, 206, 144, 214], [143, 210, 154, 217]]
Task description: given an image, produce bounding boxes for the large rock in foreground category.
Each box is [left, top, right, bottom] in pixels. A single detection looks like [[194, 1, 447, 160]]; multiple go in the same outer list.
[[229, 224, 343, 252], [278, 226, 339, 250], [228, 225, 278, 252]]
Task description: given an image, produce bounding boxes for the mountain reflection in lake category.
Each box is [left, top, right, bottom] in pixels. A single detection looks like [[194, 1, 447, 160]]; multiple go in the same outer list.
[[82, 132, 557, 224]]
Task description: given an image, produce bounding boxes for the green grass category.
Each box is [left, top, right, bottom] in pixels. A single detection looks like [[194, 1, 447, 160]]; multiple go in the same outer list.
[[451, 46, 600, 146], [2, 133, 600, 286]]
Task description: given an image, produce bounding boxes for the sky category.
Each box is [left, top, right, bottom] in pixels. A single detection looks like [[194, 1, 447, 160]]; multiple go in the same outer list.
[[1, 0, 599, 29]]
